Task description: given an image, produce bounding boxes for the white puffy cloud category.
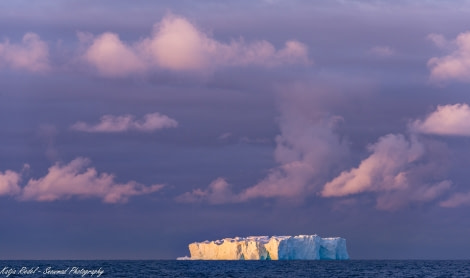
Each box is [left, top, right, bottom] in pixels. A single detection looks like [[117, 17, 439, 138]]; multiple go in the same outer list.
[[428, 31, 470, 82], [71, 112, 178, 133], [20, 158, 163, 203], [0, 32, 50, 72], [82, 14, 310, 76], [410, 103, 470, 136]]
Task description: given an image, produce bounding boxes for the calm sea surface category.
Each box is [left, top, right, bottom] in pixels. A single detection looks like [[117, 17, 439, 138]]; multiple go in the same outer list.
[[0, 260, 469, 277]]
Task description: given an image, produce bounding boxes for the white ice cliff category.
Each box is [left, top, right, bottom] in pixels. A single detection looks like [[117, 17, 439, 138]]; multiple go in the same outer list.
[[186, 235, 349, 260]]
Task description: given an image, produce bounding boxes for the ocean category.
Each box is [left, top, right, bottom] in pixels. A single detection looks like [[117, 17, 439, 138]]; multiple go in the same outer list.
[[0, 260, 469, 277]]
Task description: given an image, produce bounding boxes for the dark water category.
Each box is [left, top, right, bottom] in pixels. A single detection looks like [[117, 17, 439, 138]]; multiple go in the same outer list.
[[0, 260, 469, 277]]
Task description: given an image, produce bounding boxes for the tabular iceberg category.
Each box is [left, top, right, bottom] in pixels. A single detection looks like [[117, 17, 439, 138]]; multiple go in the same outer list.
[[185, 235, 349, 260]]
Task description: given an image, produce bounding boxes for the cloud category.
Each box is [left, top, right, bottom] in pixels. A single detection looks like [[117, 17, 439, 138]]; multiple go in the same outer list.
[[218, 132, 232, 140], [20, 158, 163, 203], [370, 46, 395, 57], [440, 192, 470, 208], [191, 130, 443, 210], [176, 177, 236, 204], [375, 180, 451, 211], [83, 32, 146, 77], [0, 159, 162, 203], [239, 137, 271, 144], [321, 134, 451, 210], [233, 87, 349, 201], [427, 33, 449, 49], [139, 15, 211, 71], [71, 112, 178, 133], [0, 32, 50, 72], [322, 134, 424, 197], [141, 15, 310, 70], [178, 89, 349, 203], [37, 124, 60, 161], [428, 31, 470, 82], [0, 170, 22, 196], [176, 83, 456, 210], [81, 14, 310, 76], [410, 103, 470, 136], [238, 115, 348, 201]]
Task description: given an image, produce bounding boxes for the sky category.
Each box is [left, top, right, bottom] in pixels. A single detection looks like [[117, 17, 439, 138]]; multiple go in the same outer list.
[[2, 0, 470, 259]]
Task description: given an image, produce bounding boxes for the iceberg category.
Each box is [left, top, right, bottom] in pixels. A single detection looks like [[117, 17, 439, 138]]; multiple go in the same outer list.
[[186, 235, 349, 260]]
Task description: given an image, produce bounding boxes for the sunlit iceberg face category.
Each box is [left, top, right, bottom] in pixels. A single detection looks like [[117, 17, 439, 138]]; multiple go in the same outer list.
[[187, 235, 349, 260]]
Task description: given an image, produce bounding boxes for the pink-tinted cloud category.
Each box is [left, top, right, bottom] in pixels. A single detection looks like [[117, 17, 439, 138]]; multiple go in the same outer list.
[[139, 15, 211, 71], [440, 191, 470, 208], [176, 177, 236, 204], [141, 14, 311, 70], [375, 180, 451, 211], [71, 112, 178, 133], [0, 169, 22, 196], [0, 32, 49, 72], [410, 103, 470, 136], [37, 124, 60, 161], [322, 134, 451, 210], [20, 158, 163, 203], [177, 87, 455, 210], [322, 134, 424, 197], [240, 162, 317, 200], [370, 46, 395, 57], [231, 86, 349, 201], [428, 31, 470, 82], [178, 91, 349, 203], [427, 33, 449, 49], [218, 132, 232, 140], [83, 32, 146, 77], [239, 116, 348, 201], [239, 137, 271, 144], [82, 14, 310, 75]]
